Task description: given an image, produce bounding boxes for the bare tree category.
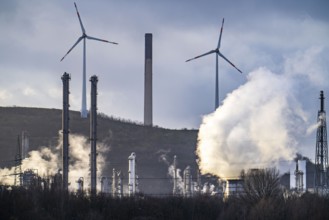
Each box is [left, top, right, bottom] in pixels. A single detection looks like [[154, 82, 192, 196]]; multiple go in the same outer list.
[[240, 168, 282, 205]]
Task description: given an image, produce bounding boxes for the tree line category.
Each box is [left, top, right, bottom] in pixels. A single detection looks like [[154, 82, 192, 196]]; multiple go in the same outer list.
[[1, 168, 329, 219]]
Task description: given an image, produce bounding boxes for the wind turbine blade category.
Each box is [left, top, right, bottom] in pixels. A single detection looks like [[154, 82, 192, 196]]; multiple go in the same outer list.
[[74, 2, 86, 34], [86, 35, 118, 45], [60, 36, 83, 61], [217, 18, 224, 49], [185, 50, 216, 62], [217, 52, 242, 73]]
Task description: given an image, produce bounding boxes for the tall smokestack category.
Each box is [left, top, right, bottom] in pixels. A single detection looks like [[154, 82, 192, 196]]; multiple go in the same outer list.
[[61, 72, 70, 191], [144, 33, 153, 126], [90, 75, 98, 196]]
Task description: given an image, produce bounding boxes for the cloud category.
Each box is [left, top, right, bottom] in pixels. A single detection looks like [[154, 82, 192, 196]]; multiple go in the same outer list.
[[284, 46, 329, 87], [0, 89, 12, 101], [0, 0, 328, 129], [23, 87, 37, 96]]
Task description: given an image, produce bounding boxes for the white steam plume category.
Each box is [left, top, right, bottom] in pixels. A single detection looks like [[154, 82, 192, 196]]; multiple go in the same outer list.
[[157, 151, 185, 193], [306, 121, 321, 135], [197, 67, 305, 179], [168, 165, 184, 193], [197, 47, 329, 180], [0, 132, 109, 192]]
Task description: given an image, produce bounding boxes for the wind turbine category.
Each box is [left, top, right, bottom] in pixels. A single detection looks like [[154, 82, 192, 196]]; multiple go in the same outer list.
[[186, 18, 242, 110], [61, 2, 118, 118]]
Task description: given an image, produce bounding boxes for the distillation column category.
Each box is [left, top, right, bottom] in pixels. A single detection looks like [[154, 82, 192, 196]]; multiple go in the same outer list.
[[128, 152, 137, 196], [183, 166, 192, 197], [295, 159, 304, 193], [173, 155, 178, 195]]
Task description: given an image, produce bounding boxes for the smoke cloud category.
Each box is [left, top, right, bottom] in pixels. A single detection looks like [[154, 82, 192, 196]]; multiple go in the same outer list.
[[196, 47, 329, 180], [197, 68, 303, 179], [0, 132, 109, 191]]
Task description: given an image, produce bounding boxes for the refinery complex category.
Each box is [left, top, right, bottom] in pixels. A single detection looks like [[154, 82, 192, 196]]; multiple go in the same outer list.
[[1, 2, 329, 203], [2, 72, 328, 199]]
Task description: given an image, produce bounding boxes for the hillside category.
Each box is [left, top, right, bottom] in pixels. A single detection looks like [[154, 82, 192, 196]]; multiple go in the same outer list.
[[0, 107, 199, 194]]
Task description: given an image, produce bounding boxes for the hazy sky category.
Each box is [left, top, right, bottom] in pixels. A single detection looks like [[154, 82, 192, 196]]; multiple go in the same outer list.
[[0, 0, 328, 134]]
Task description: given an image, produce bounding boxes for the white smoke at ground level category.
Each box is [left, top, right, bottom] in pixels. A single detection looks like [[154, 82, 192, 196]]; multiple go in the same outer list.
[[0, 132, 109, 192]]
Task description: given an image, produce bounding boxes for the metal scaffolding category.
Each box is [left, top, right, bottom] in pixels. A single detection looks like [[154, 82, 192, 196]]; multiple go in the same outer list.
[[315, 91, 328, 194]]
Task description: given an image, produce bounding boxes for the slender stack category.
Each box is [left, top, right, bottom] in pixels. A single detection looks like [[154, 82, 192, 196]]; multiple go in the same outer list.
[[144, 33, 153, 126], [90, 75, 98, 196], [61, 72, 70, 192]]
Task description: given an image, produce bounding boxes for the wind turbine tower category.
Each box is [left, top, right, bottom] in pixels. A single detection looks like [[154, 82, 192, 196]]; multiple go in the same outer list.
[[186, 18, 242, 110], [315, 90, 329, 195], [61, 2, 118, 118]]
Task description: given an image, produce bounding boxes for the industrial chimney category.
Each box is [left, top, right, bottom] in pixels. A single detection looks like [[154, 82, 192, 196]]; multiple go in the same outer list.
[[144, 33, 153, 126], [90, 75, 98, 196], [61, 72, 70, 192]]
